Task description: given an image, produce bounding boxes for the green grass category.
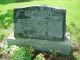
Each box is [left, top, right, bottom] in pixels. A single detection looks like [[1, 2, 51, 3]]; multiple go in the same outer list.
[[0, 0, 79, 42], [0, 0, 80, 46], [0, 0, 15, 4], [76, 55, 80, 60], [0, 0, 80, 59]]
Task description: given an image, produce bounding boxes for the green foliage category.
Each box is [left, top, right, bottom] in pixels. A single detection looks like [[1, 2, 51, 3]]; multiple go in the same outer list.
[[0, 10, 13, 29], [0, 29, 8, 42], [76, 54, 80, 60], [9, 45, 32, 60], [0, 10, 13, 40], [34, 53, 45, 60], [0, 41, 8, 54]]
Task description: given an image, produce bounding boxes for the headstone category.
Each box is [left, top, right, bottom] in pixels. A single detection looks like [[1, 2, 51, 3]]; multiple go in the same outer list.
[[7, 6, 71, 55], [14, 6, 66, 41]]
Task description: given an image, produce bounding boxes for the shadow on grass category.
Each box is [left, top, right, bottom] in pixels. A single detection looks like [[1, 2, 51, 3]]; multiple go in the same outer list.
[[0, 0, 33, 4], [16, 0, 33, 3], [0, 0, 15, 4]]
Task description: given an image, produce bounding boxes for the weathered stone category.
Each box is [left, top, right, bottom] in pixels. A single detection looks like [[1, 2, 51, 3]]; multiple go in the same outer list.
[[7, 6, 71, 55], [7, 32, 71, 55], [14, 6, 66, 41]]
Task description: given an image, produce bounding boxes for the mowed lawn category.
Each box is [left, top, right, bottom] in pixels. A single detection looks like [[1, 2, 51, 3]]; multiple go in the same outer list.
[[0, 0, 80, 42], [0, 0, 80, 59]]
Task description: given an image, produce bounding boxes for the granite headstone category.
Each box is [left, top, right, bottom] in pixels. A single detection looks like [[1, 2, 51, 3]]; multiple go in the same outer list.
[[14, 6, 66, 41], [7, 6, 71, 55]]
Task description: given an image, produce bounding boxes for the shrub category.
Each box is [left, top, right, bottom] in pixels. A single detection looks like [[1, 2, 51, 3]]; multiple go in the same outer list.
[[9, 45, 32, 60], [0, 10, 13, 29], [34, 53, 45, 60]]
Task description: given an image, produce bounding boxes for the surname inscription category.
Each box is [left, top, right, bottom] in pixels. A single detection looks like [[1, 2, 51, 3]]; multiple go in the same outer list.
[[14, 6, 65, 40]]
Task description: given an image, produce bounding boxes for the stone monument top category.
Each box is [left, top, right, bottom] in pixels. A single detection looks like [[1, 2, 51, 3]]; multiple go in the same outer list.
[[14, 6, 66, 41]]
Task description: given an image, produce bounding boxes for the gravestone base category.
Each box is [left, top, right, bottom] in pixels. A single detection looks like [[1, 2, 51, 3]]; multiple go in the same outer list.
[[7, 33, 71, 55]]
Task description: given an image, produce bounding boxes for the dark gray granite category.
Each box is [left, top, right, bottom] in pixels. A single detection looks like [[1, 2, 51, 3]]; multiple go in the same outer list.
[[7, 6, 71, 55], [14, 6, 66, 41]]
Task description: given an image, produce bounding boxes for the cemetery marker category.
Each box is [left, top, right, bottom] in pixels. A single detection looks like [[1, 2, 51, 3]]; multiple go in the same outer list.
[[7, 6, 71, 55]]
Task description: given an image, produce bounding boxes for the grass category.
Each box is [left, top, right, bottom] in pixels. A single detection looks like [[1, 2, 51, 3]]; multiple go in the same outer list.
[[73, 52, 80, 60], [0, 0, 80, 59], [0, 0, 15, 4], [0, 0, 80, 42]]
